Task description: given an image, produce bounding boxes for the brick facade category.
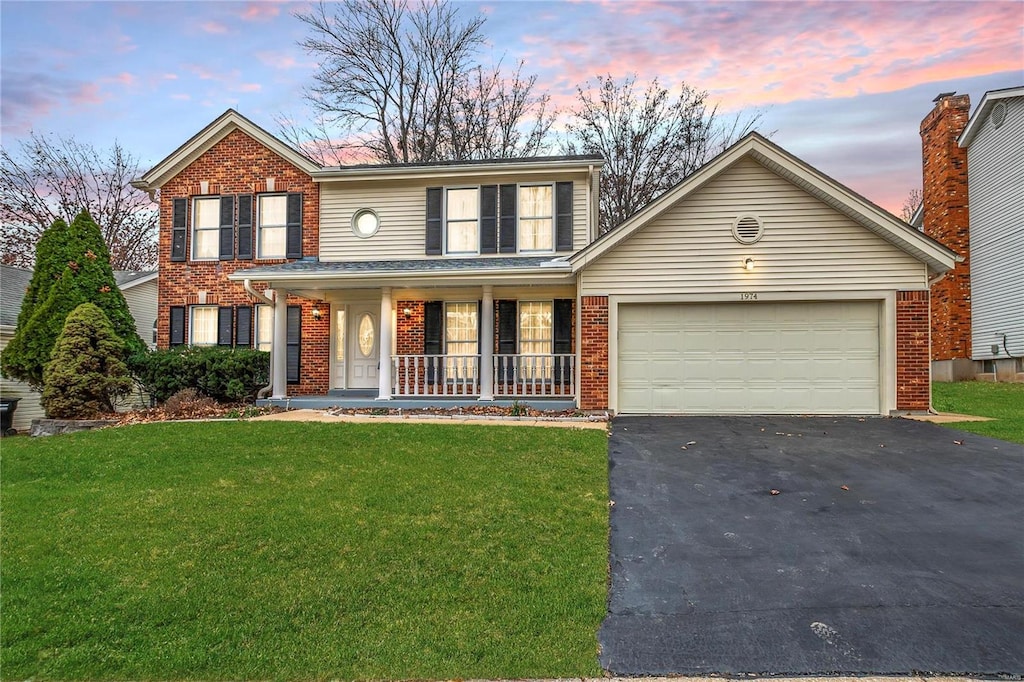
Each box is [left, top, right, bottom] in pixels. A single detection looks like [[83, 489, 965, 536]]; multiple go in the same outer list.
[[579, 296, 609, 410], [920, 94, 971, 361], [157, 129, 328, 395], [896, 290, 931, 411]]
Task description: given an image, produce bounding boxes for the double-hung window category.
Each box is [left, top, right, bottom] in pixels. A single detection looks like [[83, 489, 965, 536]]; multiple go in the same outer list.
[[258, 195, 288, 259], [191, 197, 220, 260], [519, 185, 553, 252], [445, 302, 478, 378], [519, 301, 553, 379], [255, 304, 274, 351], [446, 188, 478, 254], [190, 305, 218, 346]]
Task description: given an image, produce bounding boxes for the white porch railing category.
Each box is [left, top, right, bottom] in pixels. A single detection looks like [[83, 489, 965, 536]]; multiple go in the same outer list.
[[391, 354, 575, 398]]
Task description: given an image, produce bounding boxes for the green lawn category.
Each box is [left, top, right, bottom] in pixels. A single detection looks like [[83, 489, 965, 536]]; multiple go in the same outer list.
[[1, 422, 609, 680], [932, 381, 1024, 444]]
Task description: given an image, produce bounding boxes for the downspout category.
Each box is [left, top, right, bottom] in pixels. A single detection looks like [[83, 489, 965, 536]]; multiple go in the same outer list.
[[244, 279, 276, 399]]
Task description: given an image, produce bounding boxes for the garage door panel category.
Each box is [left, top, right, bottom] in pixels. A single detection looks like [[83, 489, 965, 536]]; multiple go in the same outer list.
[[617, 302, 880, 415]]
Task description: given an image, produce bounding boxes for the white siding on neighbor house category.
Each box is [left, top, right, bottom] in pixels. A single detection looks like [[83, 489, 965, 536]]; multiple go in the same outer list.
[[122, 279, 159, 349], [0, 328, 44, 433], [579, 157, 928, 295], [319, 171, 590, 261], [966, 95, 1024, 360]]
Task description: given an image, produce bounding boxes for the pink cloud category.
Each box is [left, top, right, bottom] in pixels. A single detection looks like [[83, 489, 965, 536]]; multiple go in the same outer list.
[[71, 83, 105, 106], [171, 93, 191, 101], [240, 2, 283, 21], [255, 51, 300, 70], [237, 83, 262, 92], [110, 72, 136, 87], [200, 21, 228, 34]]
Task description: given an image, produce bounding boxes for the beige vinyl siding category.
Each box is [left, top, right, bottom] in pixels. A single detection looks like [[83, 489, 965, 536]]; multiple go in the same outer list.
[[580, 157, 928, 295], [0, 327, 44, 433], [320, 171, 590, 261], [966, 95, 1024, 359], [122, 279, 159, 349]]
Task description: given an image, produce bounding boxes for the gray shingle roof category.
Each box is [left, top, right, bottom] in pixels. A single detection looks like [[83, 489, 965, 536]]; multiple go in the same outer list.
[[113, 270, 157, 287], [321, 154, 603, 173], [0, 265, 33, 328], [235, 257, 568, 278]]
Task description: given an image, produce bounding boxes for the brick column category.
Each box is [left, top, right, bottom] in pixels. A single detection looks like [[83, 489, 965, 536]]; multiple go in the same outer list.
[[580, 296, 609, 410], [896, 291, 931, 411]]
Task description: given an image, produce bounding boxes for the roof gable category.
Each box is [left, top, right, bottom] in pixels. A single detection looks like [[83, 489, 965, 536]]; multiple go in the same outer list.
[[571, 132, 959, 275], [132, 110, 319, 191], [958, 85, 1024, 148]]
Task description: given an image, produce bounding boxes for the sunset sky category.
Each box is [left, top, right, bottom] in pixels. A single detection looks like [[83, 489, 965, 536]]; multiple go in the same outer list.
[[2, 0, 1022, 214]]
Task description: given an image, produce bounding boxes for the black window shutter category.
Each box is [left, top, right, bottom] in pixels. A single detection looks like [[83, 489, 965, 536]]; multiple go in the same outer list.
[[499, 184, 517, 253], [480, 185, 498, 254], [285, 193, 303, 259], [235, 305, 253, 347], [286, 305, 301, 383], [555, 181, 574, 251], [553, 299, 573, 384], [217, 306, 233, 346], [171, 198, 187, 261], [218, 195, 235, 260], [497, 300, 517, 382], [423, 301, 443, 383], [169, 306, 185, 346], [237, 194, 253, 260], [425, 187, 442, 255]]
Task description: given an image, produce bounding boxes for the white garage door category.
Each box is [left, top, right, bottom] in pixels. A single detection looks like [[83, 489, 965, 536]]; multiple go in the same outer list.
[[617, 301, 880, 415]]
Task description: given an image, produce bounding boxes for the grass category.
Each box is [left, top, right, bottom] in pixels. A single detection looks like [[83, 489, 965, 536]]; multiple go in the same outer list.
[[932, 381, 1024, 444], [1, 422, 609, 680]]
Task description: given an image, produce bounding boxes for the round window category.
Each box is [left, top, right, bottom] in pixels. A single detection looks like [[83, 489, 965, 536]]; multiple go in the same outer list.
[[352, 209, 379, 238]]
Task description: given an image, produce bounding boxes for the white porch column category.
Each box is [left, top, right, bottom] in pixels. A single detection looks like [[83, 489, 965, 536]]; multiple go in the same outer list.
[[479, 285, 494, 401], [377, 287, 393, 400], [271, 288, 288, 399]]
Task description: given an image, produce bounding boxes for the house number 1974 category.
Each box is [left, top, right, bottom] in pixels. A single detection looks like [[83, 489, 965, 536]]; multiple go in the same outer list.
[[740, 293, 758, 301]]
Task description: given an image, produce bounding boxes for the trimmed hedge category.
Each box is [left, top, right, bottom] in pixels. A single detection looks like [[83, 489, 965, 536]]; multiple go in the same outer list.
[[130, 347, 270, 404]]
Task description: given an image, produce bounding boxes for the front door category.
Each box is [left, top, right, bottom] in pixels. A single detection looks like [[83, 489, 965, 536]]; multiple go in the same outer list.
[[348, 303, 379, 389]]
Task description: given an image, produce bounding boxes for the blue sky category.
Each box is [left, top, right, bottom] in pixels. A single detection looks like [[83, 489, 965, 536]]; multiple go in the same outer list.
[[2, 0, 1022, 212]]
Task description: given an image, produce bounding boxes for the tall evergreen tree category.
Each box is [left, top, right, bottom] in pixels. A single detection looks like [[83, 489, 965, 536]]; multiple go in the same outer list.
[[1, 210, 144, 389], [11, 218, 73, 330], [41, 302, 133, 419]]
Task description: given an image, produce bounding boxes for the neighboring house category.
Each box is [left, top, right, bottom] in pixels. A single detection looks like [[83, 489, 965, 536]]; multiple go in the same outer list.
[[131, 110, 957, 415], [919, 88, 1024, 382], [0, 264, 159, 432], [957, 87, 1024, 381], [115, 270, 160, 349]]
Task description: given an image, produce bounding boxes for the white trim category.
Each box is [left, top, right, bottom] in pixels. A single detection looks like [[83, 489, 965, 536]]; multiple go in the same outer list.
[[132, 110, 318, 191], [116, 271, 158, 290], [958, 86, 1024, 148], [606, 290, 898, 415], [312, 158, 602, 183], [570, 133, 959, 276]]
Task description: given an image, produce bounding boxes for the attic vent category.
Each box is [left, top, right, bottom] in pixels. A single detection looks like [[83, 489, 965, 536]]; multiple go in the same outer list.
[[991, 101, 1007, 129], [732, 215, 764, 244]]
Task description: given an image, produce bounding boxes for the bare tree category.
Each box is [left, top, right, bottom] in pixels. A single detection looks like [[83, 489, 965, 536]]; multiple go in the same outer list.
[[565, 74, 764, 234], [1, 132, 157, 270], [900, 188, 923, 223], [291, 0, 553, 164]]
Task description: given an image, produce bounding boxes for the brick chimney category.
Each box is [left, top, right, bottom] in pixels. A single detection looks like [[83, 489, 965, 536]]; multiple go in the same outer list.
[[920, 92, 971, 362]]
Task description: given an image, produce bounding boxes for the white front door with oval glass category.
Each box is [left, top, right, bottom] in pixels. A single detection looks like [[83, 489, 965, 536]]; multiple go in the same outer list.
[[348, 304, 379, 389]]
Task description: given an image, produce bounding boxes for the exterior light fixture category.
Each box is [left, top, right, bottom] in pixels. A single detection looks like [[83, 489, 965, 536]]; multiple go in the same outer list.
[[403, 307, 412, 318], [311, 305, 323, 321], [743, 258, 755, 271]]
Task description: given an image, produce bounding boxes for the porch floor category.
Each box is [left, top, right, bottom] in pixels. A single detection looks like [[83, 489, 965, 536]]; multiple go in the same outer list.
[[257, 390, 577, 412]]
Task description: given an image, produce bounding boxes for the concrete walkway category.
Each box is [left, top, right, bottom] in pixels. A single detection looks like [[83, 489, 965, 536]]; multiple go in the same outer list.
[[251, 408, 609, 429], [902, 412, 993, 423]]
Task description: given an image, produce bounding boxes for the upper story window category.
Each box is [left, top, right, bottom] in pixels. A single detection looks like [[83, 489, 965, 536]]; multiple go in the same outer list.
[[191, 197, 220, 260], [519, 185, 553, 252], [445, 188, 479, 254], [258, 195, 288, 259]]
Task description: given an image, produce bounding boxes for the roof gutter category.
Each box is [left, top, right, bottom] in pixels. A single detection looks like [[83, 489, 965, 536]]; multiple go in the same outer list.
[[244, 279, 276, 399], [227, 263, 573, 284]]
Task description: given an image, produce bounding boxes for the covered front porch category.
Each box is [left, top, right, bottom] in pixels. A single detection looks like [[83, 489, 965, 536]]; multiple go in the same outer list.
[[230, 257, 581, 406]]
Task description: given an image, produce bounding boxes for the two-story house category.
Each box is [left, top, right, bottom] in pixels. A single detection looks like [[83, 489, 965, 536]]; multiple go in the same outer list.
[[132, 110, 957, 415]]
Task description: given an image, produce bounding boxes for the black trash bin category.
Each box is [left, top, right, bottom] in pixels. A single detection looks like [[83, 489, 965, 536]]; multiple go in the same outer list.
[[0, 397, 21, 436]]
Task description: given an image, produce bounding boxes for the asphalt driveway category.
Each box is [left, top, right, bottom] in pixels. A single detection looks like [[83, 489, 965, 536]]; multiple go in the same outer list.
[[600, 416, 1024, 675]]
